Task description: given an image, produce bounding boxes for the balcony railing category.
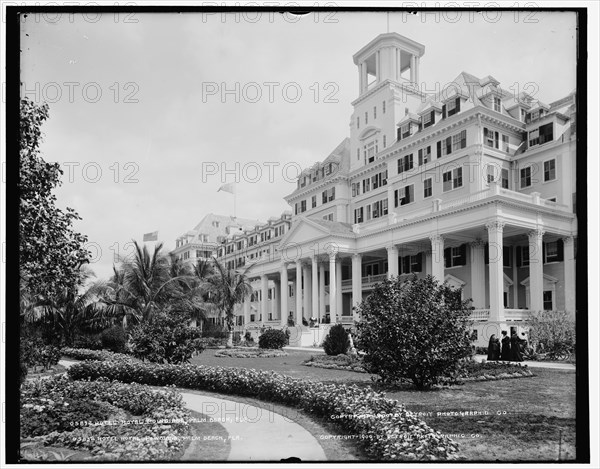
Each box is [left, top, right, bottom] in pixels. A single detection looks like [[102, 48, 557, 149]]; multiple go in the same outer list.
[[471, 309, 531, 321]]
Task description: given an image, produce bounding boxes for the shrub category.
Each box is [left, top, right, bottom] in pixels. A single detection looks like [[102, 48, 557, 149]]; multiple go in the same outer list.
[[129, 311, 205, 364], [100, 326, 127, 353], [20, 334, 61, 373], [244, 331, 254, 343], [67, 359, 459, 460], [356, 275, 473, 389], [526, 310, 575, 356], [258, 329, 288, 349], [72, 333, 103, 350], [322, 324, 350, 356], [61, 347, 136, 363]]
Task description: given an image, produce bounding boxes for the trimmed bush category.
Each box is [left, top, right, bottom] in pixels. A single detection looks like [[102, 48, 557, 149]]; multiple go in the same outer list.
[[100, 326, 127, 353], [357, 275, 472, 389], [61, 348, 136, 363], [72, 333, 103, 350], [258, 329, 287, 350], [322, 324, 350, 356], [68, 359, 459, 460]]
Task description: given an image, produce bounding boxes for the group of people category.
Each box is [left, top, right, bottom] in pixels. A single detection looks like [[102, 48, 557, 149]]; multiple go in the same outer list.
[[486, 330, 528, 362]]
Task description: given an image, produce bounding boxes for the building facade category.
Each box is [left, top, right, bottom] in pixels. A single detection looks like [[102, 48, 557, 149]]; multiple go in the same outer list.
[[216, 33, 577, 345]]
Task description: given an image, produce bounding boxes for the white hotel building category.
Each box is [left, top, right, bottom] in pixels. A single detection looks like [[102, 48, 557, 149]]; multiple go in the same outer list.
[[216, 33, 578, 346]]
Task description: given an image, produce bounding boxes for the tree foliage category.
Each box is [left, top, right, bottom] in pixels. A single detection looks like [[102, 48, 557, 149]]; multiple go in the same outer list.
[[129, 310, 205, 364], [19, 97, 90, 301], [356, 275, 473, 389], [526, 310, 575, 354], [322, 324, 350, 356]]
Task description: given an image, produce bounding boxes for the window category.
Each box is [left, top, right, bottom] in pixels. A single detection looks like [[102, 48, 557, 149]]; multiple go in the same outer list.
[[518, 246, 530, 267], [300, 200, 306, 212], [365, 111, 368, 125], [503, 246, 512, 268], [354, 207, 364, 223], [401, 124, 411, 139], [351, 182, 361, 197], [544, 240, 564, 263], [394, 185, 414, 207], [543, 291, 553, 310], [365, 141, 376, 163], [373, 106, 377, 119], [357, 116, 360, 129], [397, 154, 414, 174], [444, 244, 467, 268], [382, 100, 386, 114], [372, 171, 387, 189], [362, 177, 371, 193], [452, 132, 465, 151], [443, 168, 463, 192], [501, 168, 509, 189], [312, 195, 317, 208], [357, 148, 360, 160], [422, 112, 432, 128], [487, 166, 495, 183], [438, 130, 466, 157], [423, 178, 432, 198], [400, 253, 423, 274], [502, 134, 509, 152], [484, 128, 499, 149], [288, 285, 294, 297], [528, 128, 539, 146], [323, 213, 334, 221], [383, 135, 386, 148], [447, 99, 456, 115], [520, 167, 532, 188], [371, 199, 388, 219], [539, 123, 553, 144], [329, 187, 335, 201], [418, 146, 431, 165], [493, 97, 502, 112], [544, 159, 556, 181]]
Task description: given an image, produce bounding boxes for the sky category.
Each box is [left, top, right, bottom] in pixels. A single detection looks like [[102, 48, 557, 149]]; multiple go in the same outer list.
[[18, 9, 579, 281]]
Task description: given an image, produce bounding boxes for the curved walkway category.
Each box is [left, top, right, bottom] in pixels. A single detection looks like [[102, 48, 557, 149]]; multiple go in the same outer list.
[[58, 360, 327, 461], [181, 392, 326, 461]]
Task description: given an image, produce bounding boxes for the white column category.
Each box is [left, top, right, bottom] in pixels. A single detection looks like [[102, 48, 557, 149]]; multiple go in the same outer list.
[[410, 55, 416, 82], [329, 253, 337, 323], [425, 250, 432, 276], [295, 261, 303, 325], [274, 279, 281, 322], [563, 236, 576, 314], [303, 263, 312, 321], [486, 221, 505, 322], [528, 229, 545, 313], [243, 299, 251, 326], [319, 263, 325, 323], [470, 240, 486, 309], [280, 264, 288, 326], [387, 245, 399, 279], [414, 56, 420, 84], [336, 259, 343, 318], [260, 274, 268, 326], [429, 234, 445, 282], [312, 256, 319, 323], [352, 253, 362, 321]]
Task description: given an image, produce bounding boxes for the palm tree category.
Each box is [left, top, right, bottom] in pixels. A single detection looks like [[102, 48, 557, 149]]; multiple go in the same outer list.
[[208, 258, 253, 347], [20, 266, 104, 345], [95, 241, 191, 324]]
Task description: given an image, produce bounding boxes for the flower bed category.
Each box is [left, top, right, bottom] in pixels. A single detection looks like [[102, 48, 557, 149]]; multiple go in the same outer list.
[[20, 375, 190, 461], [61, 348, 137, 363], [440, 360, 534, 385], [68, 359, 459, 460], [214, 348, 288, 358], [303, 354, 367, 373]]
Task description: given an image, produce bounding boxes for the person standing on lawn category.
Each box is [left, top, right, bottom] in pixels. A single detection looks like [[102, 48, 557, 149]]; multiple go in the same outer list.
[[500, 330, 511, 361], [510, 331, 524, 361], [487, 334, 501, 361]]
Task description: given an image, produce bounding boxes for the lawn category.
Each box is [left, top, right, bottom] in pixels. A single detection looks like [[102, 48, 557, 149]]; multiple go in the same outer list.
[[191, 349, 576, 462]]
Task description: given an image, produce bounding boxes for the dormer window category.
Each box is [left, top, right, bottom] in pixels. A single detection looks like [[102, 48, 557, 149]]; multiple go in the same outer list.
[[493, 97, 502, 113], [422, 112, 432, 128], [401, 124, 411, 139]]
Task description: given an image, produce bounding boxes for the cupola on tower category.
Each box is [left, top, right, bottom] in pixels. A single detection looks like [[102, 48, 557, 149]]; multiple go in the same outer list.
[[350, 33, 426, 172]]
